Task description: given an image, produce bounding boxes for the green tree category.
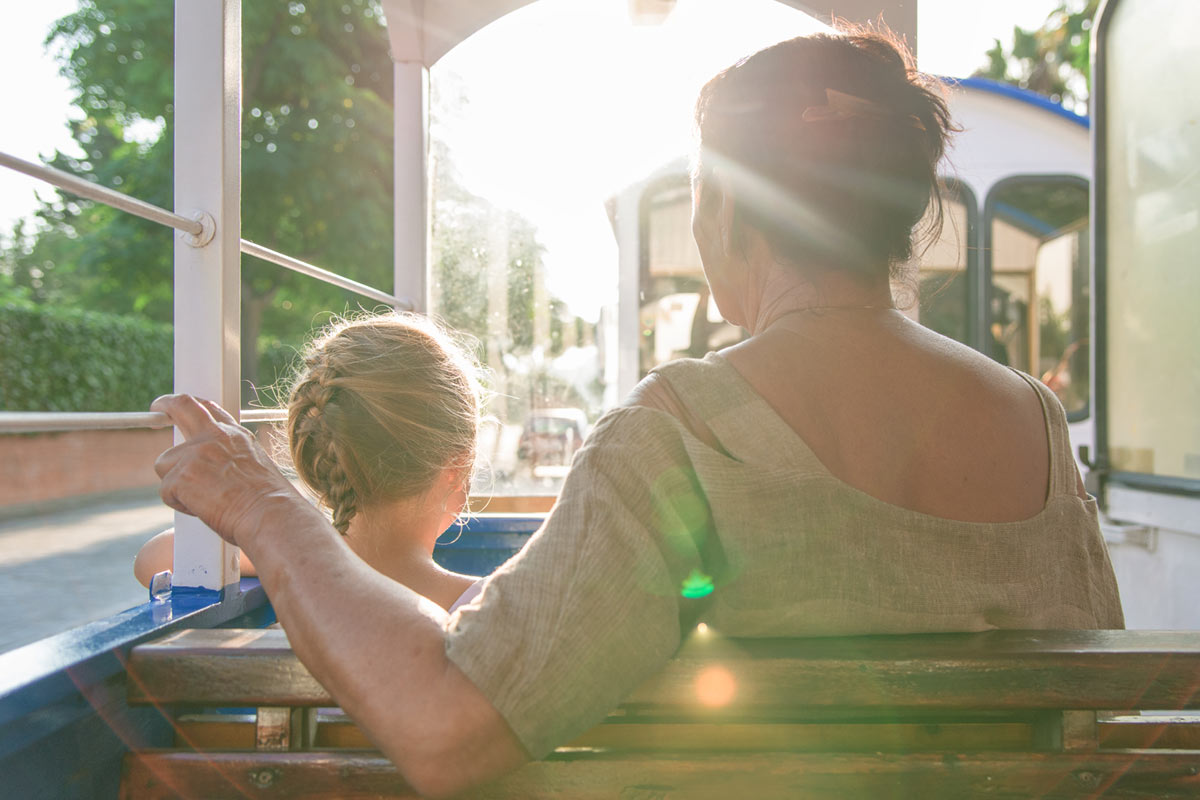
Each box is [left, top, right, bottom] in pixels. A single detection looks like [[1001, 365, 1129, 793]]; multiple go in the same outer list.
[[2, 0, 582, 413], [975, 0, 1098, 112], [3, 0, 397, 399], [429, 141, 546, 354]]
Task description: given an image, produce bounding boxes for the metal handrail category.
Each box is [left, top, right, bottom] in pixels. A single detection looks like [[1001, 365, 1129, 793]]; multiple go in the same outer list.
[[240, 239, 412, 310], [240, 408, 288, 424], [0, 408, 287, 434], [0, 151, 405, 310], [0, 412, 173, 434], [1, 149, 405, 435], [0, 150, 207, 239]]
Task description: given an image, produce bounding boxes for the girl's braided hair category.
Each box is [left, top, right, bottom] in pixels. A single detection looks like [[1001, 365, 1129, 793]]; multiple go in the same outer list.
[[285, 312, 484, 535]]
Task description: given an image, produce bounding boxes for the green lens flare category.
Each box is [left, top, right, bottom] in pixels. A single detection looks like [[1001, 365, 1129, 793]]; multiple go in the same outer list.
[[681, 569, 714, 599]]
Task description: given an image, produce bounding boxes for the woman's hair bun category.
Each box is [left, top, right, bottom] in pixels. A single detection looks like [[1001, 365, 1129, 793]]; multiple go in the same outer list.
[[695, 21, 957, 278]]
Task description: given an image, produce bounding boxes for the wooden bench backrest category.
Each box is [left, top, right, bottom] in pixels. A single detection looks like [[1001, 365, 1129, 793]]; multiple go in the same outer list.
[[127, 628, 1200, 711], [121, 629, 1200, 800]]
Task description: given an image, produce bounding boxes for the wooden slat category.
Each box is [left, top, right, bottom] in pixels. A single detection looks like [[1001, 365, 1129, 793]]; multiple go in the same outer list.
[[174, 715, 1038, 753], [467, 495, 555, 513], [127, 629, 329, 706], [120, 749, 1200, 799], [175, 714, 256, 750], [1100, 715, 1200, 750], [569, 721, 1037, 753], [625, 631, 1200, 711], [180, 713, 1200, 754], [127, 628, 1200, 711]]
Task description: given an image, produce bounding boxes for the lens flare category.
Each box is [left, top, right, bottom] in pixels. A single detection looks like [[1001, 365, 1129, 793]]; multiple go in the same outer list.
[[681, 568, 714, 598], [695, 665, 737, 707]]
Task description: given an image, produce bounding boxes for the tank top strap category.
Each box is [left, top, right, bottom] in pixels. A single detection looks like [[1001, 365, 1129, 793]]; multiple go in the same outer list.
[[1011, 369, 1076, 499]]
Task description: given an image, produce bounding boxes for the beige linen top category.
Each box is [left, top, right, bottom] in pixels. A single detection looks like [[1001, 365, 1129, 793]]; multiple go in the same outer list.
[[445, 353, 1124, 758]]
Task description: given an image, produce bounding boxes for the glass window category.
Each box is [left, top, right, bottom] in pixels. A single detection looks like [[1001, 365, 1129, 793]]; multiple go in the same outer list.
[[1103, 0, 1200, 481], [639, 176, 744, 377], [429, 0, 823, 495], [915, 183, 975, 346], [987, 178, 1090, 416]]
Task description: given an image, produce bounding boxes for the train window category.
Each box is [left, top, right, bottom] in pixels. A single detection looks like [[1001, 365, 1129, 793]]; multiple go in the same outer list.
[[985, 177, 1090, 417], [915, 181, 976, 346], [639, 176, 744, 377], [428, 0, 822, 494], [1102, 0, 1200, 482]]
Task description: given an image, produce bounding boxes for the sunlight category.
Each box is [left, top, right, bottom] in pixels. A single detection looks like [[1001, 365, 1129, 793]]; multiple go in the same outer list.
[[431, 0, 825, 320]]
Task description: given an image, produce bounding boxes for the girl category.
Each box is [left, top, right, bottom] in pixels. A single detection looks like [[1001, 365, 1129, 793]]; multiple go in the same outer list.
[[135, 312, 486, 613]]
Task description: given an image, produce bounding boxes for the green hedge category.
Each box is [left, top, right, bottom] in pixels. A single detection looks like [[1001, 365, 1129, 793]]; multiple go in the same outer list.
[[0, 301, 173, 413]]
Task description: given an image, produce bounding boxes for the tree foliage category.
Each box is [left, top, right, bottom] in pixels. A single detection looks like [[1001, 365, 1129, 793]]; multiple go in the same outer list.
[[974, 0, 1099, 112], [0, 300, 172, 413], [1, 0, 563, 409]]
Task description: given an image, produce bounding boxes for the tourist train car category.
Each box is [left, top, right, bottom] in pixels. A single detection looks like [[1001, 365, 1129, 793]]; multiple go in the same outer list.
[[610, 76, 1094, 456], [0, 0, 1197, 797]]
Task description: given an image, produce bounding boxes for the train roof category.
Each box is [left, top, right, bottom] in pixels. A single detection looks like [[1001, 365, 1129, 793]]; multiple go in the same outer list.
[[949, 77, 1089, 129]]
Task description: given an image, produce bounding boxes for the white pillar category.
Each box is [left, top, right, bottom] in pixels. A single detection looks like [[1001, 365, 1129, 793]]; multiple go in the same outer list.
[[615, 189, 642, 402], [172, 0, 242, 592], [394, 61, 429, 312]]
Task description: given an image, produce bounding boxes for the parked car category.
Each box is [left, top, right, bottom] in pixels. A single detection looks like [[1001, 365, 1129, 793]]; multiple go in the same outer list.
[[517, 408, 589, 468]]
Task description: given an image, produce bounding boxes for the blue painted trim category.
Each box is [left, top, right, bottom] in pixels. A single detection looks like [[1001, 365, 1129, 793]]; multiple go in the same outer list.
[[0, 578, 271, 728], [0, 514, 542, 724], [455, 513, 544, 534], [434, 515, 541, 575], [0, 513, 539, 795], [946, 76, 1090, 129], [992, 201, 1059, 237], [437, 531, 534, 550]]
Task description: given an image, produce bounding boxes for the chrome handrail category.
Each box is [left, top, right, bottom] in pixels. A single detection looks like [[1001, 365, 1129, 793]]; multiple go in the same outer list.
[[0, 151, 207, 240], [240, 239, 411, 309], [0, 408, 287, 434]]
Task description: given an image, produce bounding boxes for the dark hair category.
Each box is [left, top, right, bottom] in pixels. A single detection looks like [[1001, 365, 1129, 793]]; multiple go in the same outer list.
[[694, 24, 955, 279]]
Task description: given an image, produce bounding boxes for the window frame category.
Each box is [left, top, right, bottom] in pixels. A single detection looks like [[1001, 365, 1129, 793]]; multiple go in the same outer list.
[[981, 173, 1091, 424], [918, 177, 980, 351]]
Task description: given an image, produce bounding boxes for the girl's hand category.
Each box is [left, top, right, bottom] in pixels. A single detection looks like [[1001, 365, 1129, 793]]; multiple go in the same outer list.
[[133, 528, 175, 588], [134, 527, 258, 588], [151, 394, 310, 550]]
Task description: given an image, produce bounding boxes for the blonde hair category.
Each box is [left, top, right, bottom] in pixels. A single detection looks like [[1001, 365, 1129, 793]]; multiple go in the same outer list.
[[285, 312, 484, 535]]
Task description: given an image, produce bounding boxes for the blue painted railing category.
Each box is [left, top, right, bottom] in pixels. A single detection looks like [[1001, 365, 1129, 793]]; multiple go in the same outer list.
[[0, 515, 541, 800]]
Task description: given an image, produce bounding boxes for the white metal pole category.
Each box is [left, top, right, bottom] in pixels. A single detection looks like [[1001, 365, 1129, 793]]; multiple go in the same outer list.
[[173, 0, 242, 593], [393, 61, 430, 313], [615, 190, 641, 402], [241, 238, 407, 309]]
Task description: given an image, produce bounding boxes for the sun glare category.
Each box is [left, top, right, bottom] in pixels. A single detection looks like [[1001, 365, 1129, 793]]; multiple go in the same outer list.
[[431, 0, 825, 320]]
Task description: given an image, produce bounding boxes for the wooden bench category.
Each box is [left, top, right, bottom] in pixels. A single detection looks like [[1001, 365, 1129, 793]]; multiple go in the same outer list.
[[120, 628, 1200, 798]]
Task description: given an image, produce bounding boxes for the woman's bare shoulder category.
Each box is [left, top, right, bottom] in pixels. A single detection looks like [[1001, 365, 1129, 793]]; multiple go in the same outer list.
[[727, 316, 1053, 522]]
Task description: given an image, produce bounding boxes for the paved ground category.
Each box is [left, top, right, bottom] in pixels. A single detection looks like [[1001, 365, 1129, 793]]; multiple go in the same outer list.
[[0, 492, 173, 653], [0, 432, 567, 656]]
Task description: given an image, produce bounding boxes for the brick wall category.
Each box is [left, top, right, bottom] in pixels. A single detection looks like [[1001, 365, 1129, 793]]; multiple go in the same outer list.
[[0, 429, 173, 509]]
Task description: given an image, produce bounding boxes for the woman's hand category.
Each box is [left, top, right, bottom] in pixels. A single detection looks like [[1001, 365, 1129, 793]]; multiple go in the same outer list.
[[151, 394, 309, 550]]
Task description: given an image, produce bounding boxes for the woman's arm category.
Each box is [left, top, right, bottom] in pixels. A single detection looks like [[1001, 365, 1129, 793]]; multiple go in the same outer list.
[[151, 394, 526, 797], [133, 528, 257, 588]]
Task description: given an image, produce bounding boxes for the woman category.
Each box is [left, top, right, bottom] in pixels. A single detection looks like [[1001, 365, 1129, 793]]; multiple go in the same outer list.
[[152, 28, 1122, 797], [137, 312, 486, 614]]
